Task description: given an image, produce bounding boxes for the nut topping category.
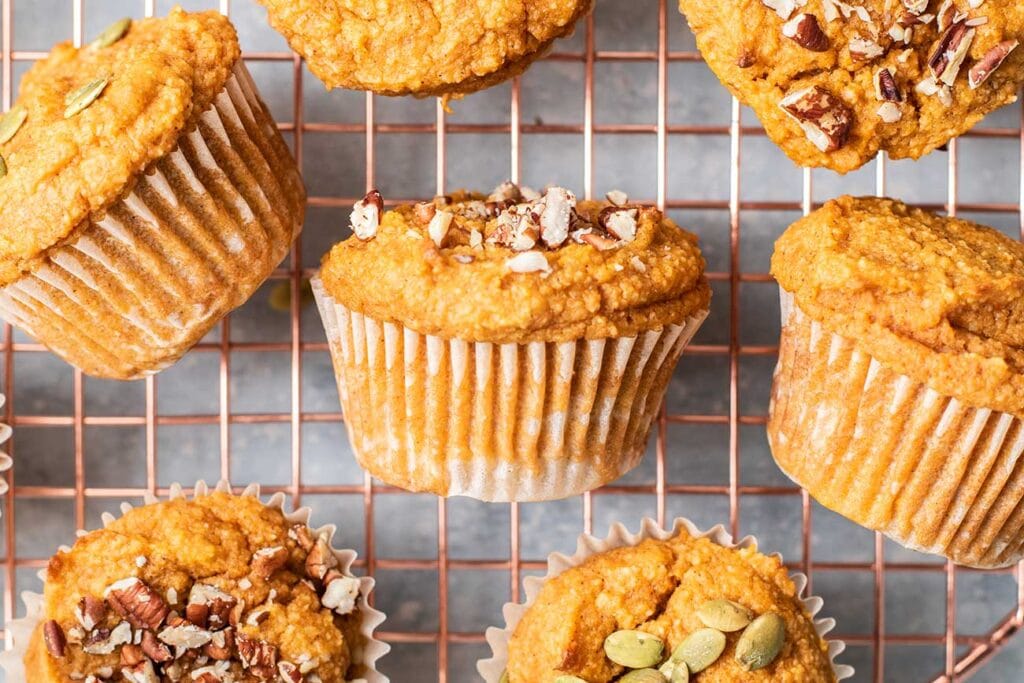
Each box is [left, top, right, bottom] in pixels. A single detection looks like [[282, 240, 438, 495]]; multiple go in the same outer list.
[[321, 571, 360, 615], [351, 190, 383, 240], [936, 0, 956, 32], [539, 187, 576, 247], [874, 68, 903, 101], [236, 633, 278, 680], [579, 232, 620, 251], [76, 596, 108, 631], [760, 0, 807, 21], [779, 86, 854, 152], [782, 14, 829, 52], [877, 102, 904, 123], [413, 201, 436, 223], [141, 629, 173, 662], [902, 0, 929, 14], [305, 534, 339, 581], [251, 546, 289, 580], [188, 584, 236, 630], [83, 621, 133, 655], [428, 210, 455, 248], [157, 623, 213, 652], [203, 628, 235, 661], [849, 36, 886, 62], [929, 21, 976, 86], [289, 524, 315, 552], [120, 643, 145, 667], [121, 660, 159, 683], [506, 251, 551, 274], [969, 40, 1020, 89], [105, 578, 169, 631], [43, 620, 66, 658], [606, 190, 629, 206], [278, 662, 303, 683], [600, 208, 639, 243]]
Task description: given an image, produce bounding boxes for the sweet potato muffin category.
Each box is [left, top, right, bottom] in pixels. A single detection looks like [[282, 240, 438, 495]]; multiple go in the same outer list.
[[313, 183, 710, 501], [501, 528, 837, 682], [256, 0, 594, 97], [769, 195, 1024, 567], [22, 492, 370, 682], [0, 9, 305, 379], [678, 0, 1024, 173]]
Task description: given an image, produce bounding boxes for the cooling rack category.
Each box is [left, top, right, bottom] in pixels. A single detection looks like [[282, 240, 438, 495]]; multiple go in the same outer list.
[[0, 0, 1022, 681]]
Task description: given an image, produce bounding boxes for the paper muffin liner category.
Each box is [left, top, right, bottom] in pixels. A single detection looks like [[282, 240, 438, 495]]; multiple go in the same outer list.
[[0, 61, 305, 380], [0, 480, 390, 683], [477, 517, 854, 681], [312, 277, 707, 502], [769, 290, 1024, 568]]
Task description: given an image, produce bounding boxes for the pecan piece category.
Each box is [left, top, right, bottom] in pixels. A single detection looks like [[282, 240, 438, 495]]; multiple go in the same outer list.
[[849, 36, 886, 62], [188, 584, 236, 630], [185, 602, 209, 628], [782, 13, 829, 52], [76, 596, 107, 630], [936, 0, 957, 32], [122, 660, 159, 683], [874, 68, 903, 102], [539, 187, 576, 247], [203, 628, 235, 660], [141, 630, 172, 663], [43, 620, 66, 658], [760, 0, 805, 21], [290, 524, 316, 552], [929, 21, 976, 86], [105, 578, 168, 631], [236, 632, 278, 680], [278, 662, 304, 683], [321, 570, 361, 616], [779, 86, 854, 152], [969, 40, 1020, 89], [428, 210, 455, 248], [901, 0, 929, 14], [351, 190, 383, 241], [251, 546, 289, 581], [304, 534, 339, 582], [120, 643, 146, 667], [599, 207, 639, 243], [579, 231, 619, 251]]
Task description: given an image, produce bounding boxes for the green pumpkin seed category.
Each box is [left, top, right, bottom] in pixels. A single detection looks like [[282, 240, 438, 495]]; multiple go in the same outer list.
[[619, 669, 667, 682], [0, 153, 7, 179], [64, 78, 109, 119], [553, 677, 588, 683], [735, 612, 786, 671], [659, 659, 689, 683], [672, 628, 726, 674], [90, 18, 132, 50], [696, 599, 754, 632], [603, 630, 664, 669], [0, 106, 27, 144]]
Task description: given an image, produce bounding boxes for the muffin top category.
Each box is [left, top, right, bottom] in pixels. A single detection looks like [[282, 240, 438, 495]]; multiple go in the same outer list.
[[678, 0, 1024, 173], [772, 195, 1024, 416], [257, 0, 593, 97], [505, 531, 835, 682], [26, 492, 364, 683], [0, 8, 240, 285], [320, 184, 710, 344]]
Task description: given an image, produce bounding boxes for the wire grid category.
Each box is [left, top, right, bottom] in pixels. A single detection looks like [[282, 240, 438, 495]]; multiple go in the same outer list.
[[0, 0, 1022, 681]]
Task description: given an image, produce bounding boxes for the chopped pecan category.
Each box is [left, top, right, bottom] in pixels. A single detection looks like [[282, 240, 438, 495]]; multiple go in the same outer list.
[[105, 578, 168, 631], [779, 86, 854, 152], [251, 546, 289, 581], [120, 644, 146, 667], [969, 40, 1020, 89], [121, 660, 159, 683], [43, 620, 66, 658], [278, 662, 303, 683], [936, 0, 957, 32], [782, 13, 829, 51], [874, 68, 903, 101], [290, 524, 316, 552], [849, 36, 886, 62], [877, 102, 903, 122], [539, 187, 576, 247], [351, 190, 383, 241], [902, 0, 929, 14], [413, 201, 436, 223], [579, 231, 620, 251], [599, 208, 639, 243], [139, 630, 172, 663], [428, 210, 455, 248], [321, 571, 360, 616], [929, 21, 976, 86], [76, 596, 107, 630], [236, 633, 278, 680], [304, 534, 339, 582], [185, 602, 209, 628], [487, 180, 522, 204], [760, 0, 806, 21], [605, 190, 629, 206], [188, 584, 236, 630], [203, 628, 235, 660], [506, 251, 552, 273]]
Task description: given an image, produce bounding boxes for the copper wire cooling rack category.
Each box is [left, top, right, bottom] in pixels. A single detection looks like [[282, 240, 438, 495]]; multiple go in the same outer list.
[[0, 1, 1023, 681]]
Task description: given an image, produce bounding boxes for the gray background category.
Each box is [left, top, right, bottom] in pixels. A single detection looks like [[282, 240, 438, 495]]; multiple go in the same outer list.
[[2, 1, 1024, 681]]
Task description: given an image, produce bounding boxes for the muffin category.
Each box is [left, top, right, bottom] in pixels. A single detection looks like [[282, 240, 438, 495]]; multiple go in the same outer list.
[[312, 184, 710, 501], [678, 0, 1024, 173], [0, 9, 305, 379], [256, 0, 594, 97], [479, 518, 850, 682], [3, 483, 387, 683], [769, 196, 1024, 568]]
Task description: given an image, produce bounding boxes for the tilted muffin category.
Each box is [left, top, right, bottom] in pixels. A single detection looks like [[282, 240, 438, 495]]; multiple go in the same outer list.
[[0, 9, 305, 379], [12, 487, 385, 682], [256, 0, 594, 97], [313, 183, 710, 501], [769, 196, 1024, 567], [480, 519, 847, 682], [678, 0, 1024, 173]]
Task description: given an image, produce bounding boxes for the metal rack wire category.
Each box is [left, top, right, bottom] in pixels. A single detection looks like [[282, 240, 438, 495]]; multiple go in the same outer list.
[[0, 1, 1022, 681]]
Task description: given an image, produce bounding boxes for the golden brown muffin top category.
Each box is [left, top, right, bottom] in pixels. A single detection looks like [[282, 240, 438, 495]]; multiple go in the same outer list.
[[256, 0, 593, 97], [772, 195, 1024, 416], [320, 184, 710, 344], [0, 8, 240, 285], [678, 0, 1024, 174], [27, 492, 363, 682], [505, 532, 835, 682]]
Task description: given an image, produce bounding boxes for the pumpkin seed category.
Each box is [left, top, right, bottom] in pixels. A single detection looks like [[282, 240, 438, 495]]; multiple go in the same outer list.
[[0, 154, 7, 179], [553, 677, 587, 683], [696, 599, 753, 632], [667, 661, 689, 683], [64, 78, 109, 119], [672, 628, 726, 674], [735, 612, 786, 671], [90, 18, 132, 50], [603, 630, 664, 669], [0, 106, 26, 144], [619, 669, 667, 682]]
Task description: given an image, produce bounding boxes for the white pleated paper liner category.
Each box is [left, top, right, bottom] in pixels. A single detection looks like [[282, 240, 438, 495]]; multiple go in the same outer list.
[[477, 517, 854, 682], [312, 276, 708, 501], [769, 290, 1024, 568], [0, 481, 389, 683], [0, 60, 304, 380]]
